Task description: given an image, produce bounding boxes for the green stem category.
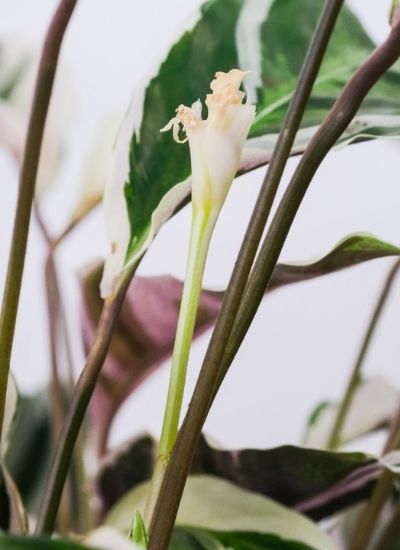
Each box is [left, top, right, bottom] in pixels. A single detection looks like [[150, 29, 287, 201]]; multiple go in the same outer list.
[[35, 263, 137, 535], [38, 205, 87, 533], [159, 206, 216, 456], [327, 258, 400, 450], [44, 247, 75, 534], [145, 206, 217, 525], [148, 12, 400, 549], [0, 0, 78, 445], [349, 405, 400, 550]]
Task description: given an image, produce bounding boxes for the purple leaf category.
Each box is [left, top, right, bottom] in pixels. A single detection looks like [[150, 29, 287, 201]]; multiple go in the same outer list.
[[81, 267, 221, 455]]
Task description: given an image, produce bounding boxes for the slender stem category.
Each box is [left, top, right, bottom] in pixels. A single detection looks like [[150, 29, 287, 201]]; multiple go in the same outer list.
[[148, 13, 400, 549], [144, 206, 217, 525], [0, 0, 78, 445], [189, 0, 345, 427], [44, 250, 76, 533], [34, 199, 66, 438], [33, 166, 102, 533], [33, 200, 52, 245], [350, 471, 395, 550], [36, 202, 99, 534], [327, 259, 400, 450], [159, 207, 216, 457], [34, 201, 77, 531], [53, 210, 92, 248], [349, 405, 400, 550], [35, 263, 137, 535], [383, 408, 400, 455], [376, 508, 400, 550], [44, 252, 66, 431]]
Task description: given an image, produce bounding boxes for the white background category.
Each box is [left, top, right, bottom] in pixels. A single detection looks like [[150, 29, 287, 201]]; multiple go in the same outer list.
[[0, 0, 399, 453]]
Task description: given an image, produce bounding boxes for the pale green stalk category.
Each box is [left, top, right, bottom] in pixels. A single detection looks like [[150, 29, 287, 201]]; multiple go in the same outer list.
[[145, 204, 217, 523]]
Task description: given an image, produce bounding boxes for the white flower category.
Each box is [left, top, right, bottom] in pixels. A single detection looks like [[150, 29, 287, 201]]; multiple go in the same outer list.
[[100, 69, 254, 299], [161, 69, 255, 212]]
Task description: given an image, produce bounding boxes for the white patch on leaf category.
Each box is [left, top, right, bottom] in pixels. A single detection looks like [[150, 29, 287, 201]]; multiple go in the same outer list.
[[106, 475, 335, 550], [235, 0, 274, 103]]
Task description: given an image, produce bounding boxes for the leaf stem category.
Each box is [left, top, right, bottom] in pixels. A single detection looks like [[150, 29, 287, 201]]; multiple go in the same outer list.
[[35, 200, 89, 532], [327, 258, 400, 450], [376, 508, 400, 550], [148, 8, 400, 548], [35, 263, 137, 534], [349, 405, 400, 550], [0, 0, 78, 445], [159, 206, 217, 456], [145, 205, 217, 525]]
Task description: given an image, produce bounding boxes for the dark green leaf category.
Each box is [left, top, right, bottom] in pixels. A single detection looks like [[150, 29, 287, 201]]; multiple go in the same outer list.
[[171, 527, 316, 550], [96, 434, 377, 521], [5, 391, 52, 514], [0, 470, 10, 531], [0, 535, 95, 550]]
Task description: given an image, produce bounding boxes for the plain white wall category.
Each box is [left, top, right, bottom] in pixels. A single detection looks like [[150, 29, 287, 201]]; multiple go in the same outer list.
[[0, 0, 399, 452]]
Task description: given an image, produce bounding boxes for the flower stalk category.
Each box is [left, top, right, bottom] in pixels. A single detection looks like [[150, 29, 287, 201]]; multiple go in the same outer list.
[[145, 205, 217, 523], [145, 69, 255, 523], [349, 404, 400, 550], [158, 206, 217, 458]]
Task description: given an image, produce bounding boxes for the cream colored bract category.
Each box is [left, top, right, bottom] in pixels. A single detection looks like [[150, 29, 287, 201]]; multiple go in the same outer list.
[[101, 69, 255, 298], [161, 69, 255, 211]]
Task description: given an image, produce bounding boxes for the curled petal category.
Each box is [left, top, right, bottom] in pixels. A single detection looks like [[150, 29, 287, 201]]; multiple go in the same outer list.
[[160, 103, 201, 143], [161, 68, 255, 210]]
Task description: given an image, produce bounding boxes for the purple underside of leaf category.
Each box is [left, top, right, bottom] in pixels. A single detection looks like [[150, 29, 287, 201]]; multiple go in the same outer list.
[[81, 239, 400, 456], [81, 267, 221, 455], [95, 433, 379, 522]]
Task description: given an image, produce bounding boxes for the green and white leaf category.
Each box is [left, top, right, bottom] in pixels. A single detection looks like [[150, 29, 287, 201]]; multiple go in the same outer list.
[[106, 475, 335, 550], [101, 0, 400, 296], [269, 234, 400, 290], [303, 377, 399, 449]]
